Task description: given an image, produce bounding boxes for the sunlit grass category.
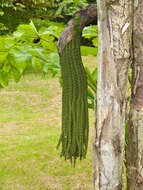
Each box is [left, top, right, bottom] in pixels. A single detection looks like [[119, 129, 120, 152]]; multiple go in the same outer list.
[[0, 67, 95, 190], [0, 56, 127, 190]]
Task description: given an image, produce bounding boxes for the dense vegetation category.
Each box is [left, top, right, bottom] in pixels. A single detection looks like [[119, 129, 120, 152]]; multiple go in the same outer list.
[[0, 0, 98, 110], [0, 0, 90, 34]]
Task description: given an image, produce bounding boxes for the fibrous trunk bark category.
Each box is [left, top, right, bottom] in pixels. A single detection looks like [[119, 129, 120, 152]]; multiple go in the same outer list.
[[126, 1, 143, 189], [93, 0, 132, 189]]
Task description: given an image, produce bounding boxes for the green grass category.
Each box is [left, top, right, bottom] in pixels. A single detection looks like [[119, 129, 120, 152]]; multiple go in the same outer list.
[[0, 55, 127, 190], [0, 69, 95, 190]]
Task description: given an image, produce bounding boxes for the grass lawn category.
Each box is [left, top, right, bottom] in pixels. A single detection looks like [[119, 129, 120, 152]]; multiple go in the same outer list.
[[0, 57, 96, 190]]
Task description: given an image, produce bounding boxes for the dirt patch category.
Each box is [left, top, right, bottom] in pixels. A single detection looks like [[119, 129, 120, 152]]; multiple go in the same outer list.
[[39, 172, 63, 190], [0, 122, 27, 136], [71, 173, 93, 190]]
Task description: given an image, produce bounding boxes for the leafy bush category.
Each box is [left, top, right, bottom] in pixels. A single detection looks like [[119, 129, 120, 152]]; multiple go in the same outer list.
[[0, 17, 98, 109], [56, 0, 88, 21], [0, 20, 62, 86], [0, 0, 89, 33]]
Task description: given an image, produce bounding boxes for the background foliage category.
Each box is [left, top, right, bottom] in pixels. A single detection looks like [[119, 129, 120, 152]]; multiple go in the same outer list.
[[0, 0, 88, 34], [0, 0, 98, 109]]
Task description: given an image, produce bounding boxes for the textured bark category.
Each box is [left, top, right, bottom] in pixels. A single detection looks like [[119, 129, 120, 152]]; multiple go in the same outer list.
[[126, 1, 143, 189], [58, 4, 97, 55], [93, 0, 132, 189]]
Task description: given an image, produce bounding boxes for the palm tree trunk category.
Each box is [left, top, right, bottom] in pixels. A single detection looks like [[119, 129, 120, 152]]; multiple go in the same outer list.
[[126, 1, 143, 189], [93, 1, 132, 189]]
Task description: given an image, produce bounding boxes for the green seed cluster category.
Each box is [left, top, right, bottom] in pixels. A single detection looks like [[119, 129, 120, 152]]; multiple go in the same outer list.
[[57, 38, 89, 164]]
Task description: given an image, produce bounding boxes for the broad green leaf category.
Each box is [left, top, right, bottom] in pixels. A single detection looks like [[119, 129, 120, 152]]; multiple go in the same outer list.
[[81, 46, 97, 56], [32, 57, 43, 70], [74, 0, 79, 6], [39, 34, 57, 51], [85, 67, 97, 93], [88, 87, 95, 100], [10, 67, 21, 83], [43, 53, 60, 73], [13, 30, 24, 38], [88, 103, 94, 109], [91, 68, 98, 81], [14, 23, 39, 42], [30, 20, 39, 35], [10, 58, 27, 73], [0, 10, 4, 16], [28, 48, 48, 62], [2, 63, 11, 72], [47, 53, 59, 65], [2, 37, 15, 49], [0, 38, 8, 51], [39, 26, 61, 38], [0, 52, 8, 64], [82, 25, 98, 39], [92, 38, 98, 47], [0, 71, 9, 86], [0, 84, 3, 89], [88, 88, 95, 110], [8, 48, 31, 73]]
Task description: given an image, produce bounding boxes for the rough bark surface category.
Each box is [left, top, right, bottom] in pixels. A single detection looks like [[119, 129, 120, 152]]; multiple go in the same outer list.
[[127, 1, 143, 189], [93, 0, 132, 189], [58, 4, 97, 55]]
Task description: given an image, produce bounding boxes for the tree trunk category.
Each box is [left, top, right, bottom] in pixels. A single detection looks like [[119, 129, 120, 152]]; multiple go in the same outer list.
[[126, 1, 143, 189], [93, 0, 132, 189]]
